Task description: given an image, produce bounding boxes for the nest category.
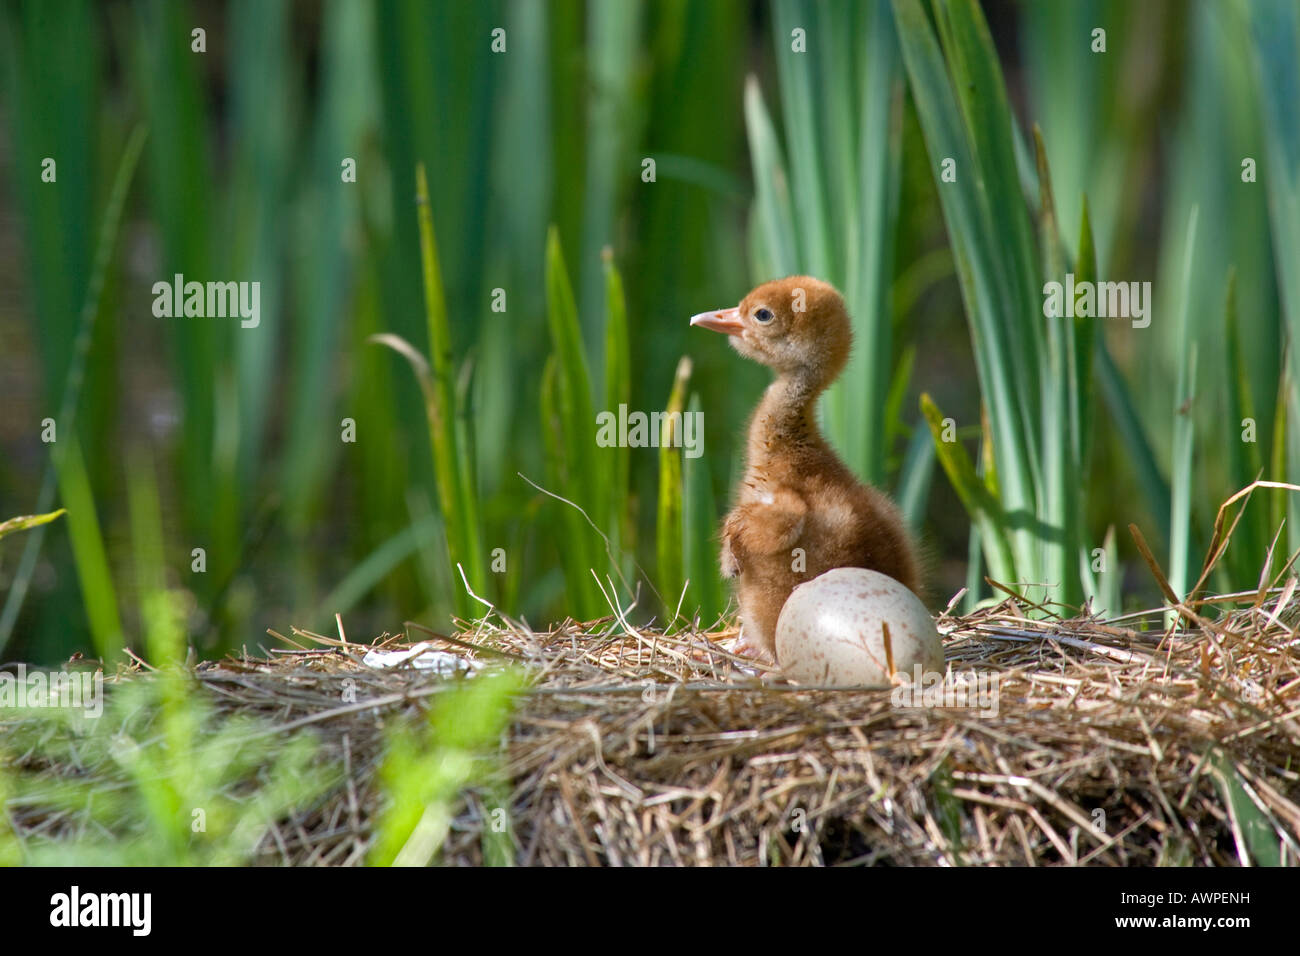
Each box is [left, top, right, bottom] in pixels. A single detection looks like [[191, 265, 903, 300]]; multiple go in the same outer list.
[[425, 587, 1300, 866], [10, 578, 1298, 866]]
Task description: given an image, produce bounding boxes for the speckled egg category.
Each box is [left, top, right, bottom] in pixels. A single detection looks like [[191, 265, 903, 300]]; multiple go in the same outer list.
[[775, 568, 943, 686]]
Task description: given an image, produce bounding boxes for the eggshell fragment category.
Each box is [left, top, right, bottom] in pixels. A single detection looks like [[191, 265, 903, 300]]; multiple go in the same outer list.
[[775, 568, 943, 686]]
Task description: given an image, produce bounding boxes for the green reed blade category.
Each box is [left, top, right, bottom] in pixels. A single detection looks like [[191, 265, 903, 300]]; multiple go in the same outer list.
[[55, 434, 123, 662], [539, 356, 603, 621], [603, 251, 632, 566], [657, 357, 692, 622], [743, 76, 797, 279], [545, 227, 605, 532], [921, 393, 1015, 586], [1245, 0, 1300, 555], [0, 124, 147, 656], [682, 391, 725, 623], [1169, 207, 1201, 604], [0, 510, 66, 542]]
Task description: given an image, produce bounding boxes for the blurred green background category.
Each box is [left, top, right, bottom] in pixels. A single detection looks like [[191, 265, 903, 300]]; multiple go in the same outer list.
[[1, 0, 1296, 666]]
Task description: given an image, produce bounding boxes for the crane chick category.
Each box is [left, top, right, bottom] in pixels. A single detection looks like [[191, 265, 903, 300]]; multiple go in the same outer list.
[[690, 276, 921, 663]]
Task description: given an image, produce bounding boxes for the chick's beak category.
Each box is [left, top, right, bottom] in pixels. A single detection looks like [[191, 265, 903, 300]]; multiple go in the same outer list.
[[689, 307, 745, 336]]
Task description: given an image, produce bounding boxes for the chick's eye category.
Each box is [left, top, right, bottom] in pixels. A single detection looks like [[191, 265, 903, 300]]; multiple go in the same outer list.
[[754, 307, 774, 324]]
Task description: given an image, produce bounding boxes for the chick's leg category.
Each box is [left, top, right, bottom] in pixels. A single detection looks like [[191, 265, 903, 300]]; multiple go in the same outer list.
[[722, 489, 807, 567], [735, 609, 775, 665], [722, 520, 743, 580]]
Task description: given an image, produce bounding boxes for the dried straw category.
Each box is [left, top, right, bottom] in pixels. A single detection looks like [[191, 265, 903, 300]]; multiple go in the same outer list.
[[7, 492, 1300, 866]]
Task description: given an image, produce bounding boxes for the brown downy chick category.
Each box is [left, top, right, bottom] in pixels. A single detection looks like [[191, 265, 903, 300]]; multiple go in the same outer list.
[[691, 276, 921, 662]]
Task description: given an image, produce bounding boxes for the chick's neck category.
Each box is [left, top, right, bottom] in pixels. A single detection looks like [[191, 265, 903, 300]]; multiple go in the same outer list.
[[747, 368, 828, 470]]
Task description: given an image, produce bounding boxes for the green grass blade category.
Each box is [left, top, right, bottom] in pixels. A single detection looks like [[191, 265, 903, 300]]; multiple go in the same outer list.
[[545, 227, 604, 531], [579, 0, 643, 354], [921, 393, 1015, 585], [477, 0, 550, 501], [1210, 752, 1283, 867], [682, 391, 724, 623], [415, 164, 486, 616], [963, 521, 983, 612], [896, 424, 936, 531], [282, 0, 371, 537], [352, 242, 423, 617], [134, 0, 219, 553], [1097, 525, 1120, 616], [1245, 0, 1300, 555], [1035, 126, 1081, 607], [227, 0, 291, 493], [124, 448, 182, 668], [936, 0, 1045, 472], [603, 251, 632, 565], [882, 344, 917, 462], [893, 0, 1040, 580], [1096, 344, 1172, 549], [743, 76, 797, 279], [542, 228, 610, 618], [0, 124, 146, 656], [1169, 207, 1201, 603], [1269, 360, 1291, 542], [657, 357, 692, 623], [771, 0, 830, 279], [539, 357, 604, 621], [320, 515, 441, 621], [1222, 268, 1267, 583], [0, 510, 66, 542], [1072, 195, 1098, 468], [1021, 0, 1124, 263], [55, 434, 123, 662], [370, 668, 522, 867], [750, 1, 902, 484], [2, 0, 97, 401], [832, 0, 903, 483], [124, 451, 164, 604]]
